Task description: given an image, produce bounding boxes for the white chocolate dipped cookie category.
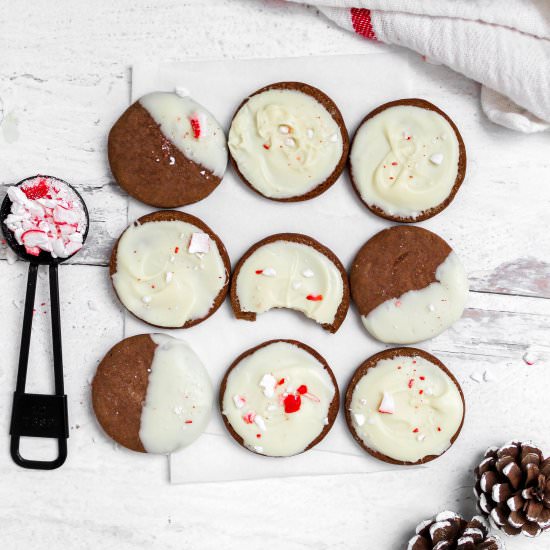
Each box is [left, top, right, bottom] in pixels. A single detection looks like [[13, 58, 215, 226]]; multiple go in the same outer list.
[[220, 340, 339, 457], [350, 99, 466, 222], [109, 91, 228, 208], [228, 82, 349, 201], [110, 210, 230, 328], [350, 226, 468, 344], [345, 348, 465, 465], [230, 233, 350, 333], [92, 334, 214, 454]]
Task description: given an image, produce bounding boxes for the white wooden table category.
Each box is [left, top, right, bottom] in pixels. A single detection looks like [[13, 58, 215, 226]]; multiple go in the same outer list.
[[1, 2, 549, 548]]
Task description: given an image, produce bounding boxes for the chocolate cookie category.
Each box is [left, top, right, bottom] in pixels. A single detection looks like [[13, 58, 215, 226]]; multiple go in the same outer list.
[[345, 347, 465, 465], [228, 82, 349, 201], [220, 339, 339, 457], [230, 233, 349, 333], [350, 225, 468, 344], [108, 91, 227, 208], [92, 334, 213, 454], [349, 98, 467, 222], [110, 210, 230, 329]]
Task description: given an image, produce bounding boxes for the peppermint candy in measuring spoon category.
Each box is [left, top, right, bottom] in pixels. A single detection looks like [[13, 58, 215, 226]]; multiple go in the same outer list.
[[4, 175, 88, 259]]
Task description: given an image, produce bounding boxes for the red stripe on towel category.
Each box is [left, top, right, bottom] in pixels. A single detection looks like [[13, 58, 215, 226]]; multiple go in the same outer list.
[[351, 8, 377, 41]]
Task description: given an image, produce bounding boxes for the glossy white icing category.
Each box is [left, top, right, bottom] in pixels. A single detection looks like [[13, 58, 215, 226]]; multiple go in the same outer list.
[[235, 240, 344, 325], [112, 219, 227, 327], [222, 341, 336, 457], [362, 252, 468, 344], [139, 334, 213, 454], [351, 104, 460, 218], [228, 88, 344, 198], [349, 354, 463, 463], [139, 92, 227, 177]]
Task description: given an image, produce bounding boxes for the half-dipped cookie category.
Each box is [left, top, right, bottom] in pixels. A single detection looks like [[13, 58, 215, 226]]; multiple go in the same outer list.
[[228, 82, 349, 201], [220, 340, 339, 457], [345, 348, 465, 465], [350, 226, 468, 344], [110, 210, 230, 328], [230, 233, 349, 333], [108, 91, 228, 208], [350, 99, 466, 222], [92, 334, 213, 454]]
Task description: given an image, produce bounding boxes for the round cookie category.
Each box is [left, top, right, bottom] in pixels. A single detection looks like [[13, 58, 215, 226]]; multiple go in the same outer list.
[[110, 210, 230, 328], [108, 91, 227, 208], [350, 225, 468, 344], [230, 233, 349, 333], [345, 347, 465, 465], [228, 82, 349, 201], [92, 334, 213, 454], [349, 99, 466, 222], [220, 339, 339, 457]]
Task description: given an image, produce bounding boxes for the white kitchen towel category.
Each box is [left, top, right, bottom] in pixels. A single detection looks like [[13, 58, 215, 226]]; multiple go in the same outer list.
[[286, 0, 550, 132]]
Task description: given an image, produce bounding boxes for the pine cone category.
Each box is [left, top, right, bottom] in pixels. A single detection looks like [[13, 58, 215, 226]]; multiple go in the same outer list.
[[474, 441, 550, 537], [407, 511, 504, 549]]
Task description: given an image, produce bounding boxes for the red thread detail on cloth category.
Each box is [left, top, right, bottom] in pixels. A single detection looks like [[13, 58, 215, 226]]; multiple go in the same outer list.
[[351, 8, 377, 41]]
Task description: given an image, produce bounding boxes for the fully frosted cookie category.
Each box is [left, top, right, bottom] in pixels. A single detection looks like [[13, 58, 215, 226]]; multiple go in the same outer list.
[[92, 334, 213, 454], [350, 226, 468, 344], [220, 340, 339, 457], [228, 82, 349, 201], [110, 210, 230, 328], [108, 91, 227, 208], [350, 99, 466, 222], [345, 348, 465, 465], [230, 233, 349, 333]]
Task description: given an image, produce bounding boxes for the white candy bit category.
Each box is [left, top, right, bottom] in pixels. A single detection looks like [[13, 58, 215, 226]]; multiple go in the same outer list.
[[165, 271, 173, 283], [417, 434, 426, 442], [378, 391, 395, 414], [169, 255, 176, 263], [430, 153, 444, 165], [254, 415, 266, 431], [428, 304, 436, 312], [259, 374, 277, 398], [253, 446, 264, 453], [306, 128, 314, 139], [266, 404, 277, 412], [354, 413, 365, 427], [302, 269, 314, 278], [142, 295, 152, 304], [329, 133, 338, 142], [359, 398, 367, 405], [188, 232, 210, 254], [323, 417, 329, 426], [284, 137, 296, 147], [233, 395, 246, 409], [278, 124, 290, 134], [261, 267, 277, 277], [292, 281, 302, 290], [523, 351, 538, 365], [169, 156, 176, 166]]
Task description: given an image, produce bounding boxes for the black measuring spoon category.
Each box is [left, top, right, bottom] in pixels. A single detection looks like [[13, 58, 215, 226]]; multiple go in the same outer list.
[[1, 175, 89, 469]]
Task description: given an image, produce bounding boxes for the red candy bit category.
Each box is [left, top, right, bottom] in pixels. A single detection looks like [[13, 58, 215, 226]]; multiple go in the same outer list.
[[255, 269, 263, 274], [22, 178, 49, 200], [174, 246, 180, 254], [412, 428, 419, 433], [189, 116, 201, 139], [437, 426, 442, 432], [263, 144, 270, 150], [306, 294, 323, 302], [256, 434, 261, 439], [277, 378, 285, 386], [283, 394, 301, 414], [395, 300, 402, 307], [391, 162, 398, 166], [243, 411, 256, 424], [419, 390, 424, 395], [419, 376, 425, 381], [296, 385, 308, 395], [185, 420, 193, 424], [408, 379, 414, 389]]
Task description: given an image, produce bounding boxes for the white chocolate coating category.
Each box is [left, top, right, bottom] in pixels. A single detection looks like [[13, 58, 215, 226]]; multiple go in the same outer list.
[[222, 341, 336, 457], [362, 252, 468, 344], [350, 104, 460, 218], [349, 354, 463, 463], [112, 219, 227, 327], [140, 92, 227, 177], [235, 240, 344, 325], [228, 88, 344, 198], [139, 334, 213, 454]]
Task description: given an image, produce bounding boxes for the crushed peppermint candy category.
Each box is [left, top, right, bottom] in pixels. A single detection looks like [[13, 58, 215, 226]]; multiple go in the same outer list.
[[233, 395, 246, 409], [5, 176, 87, 259], [523, 351, 538, 365], [429, 153, 444, 165], [354, 413, 366, 427], [302, 268, 314, 278], [378, 391, 395, 414], [242, 411, 256, 424], [189, 112, 206, 139], [306, 294, 323, 302], [256, 267, 276, 277], [254, 415, 267, 431], [188, 232, 210, 254], [259, 373, 277, 397]]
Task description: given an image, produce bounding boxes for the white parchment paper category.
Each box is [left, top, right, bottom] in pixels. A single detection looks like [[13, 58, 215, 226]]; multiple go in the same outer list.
[[129, 54, 414, 483]]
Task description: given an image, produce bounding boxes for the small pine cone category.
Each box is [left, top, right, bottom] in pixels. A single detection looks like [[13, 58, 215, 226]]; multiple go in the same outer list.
[[407, 510, 504, 549], [474, 441, 550, 538]]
